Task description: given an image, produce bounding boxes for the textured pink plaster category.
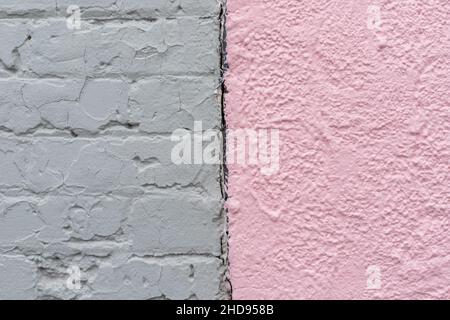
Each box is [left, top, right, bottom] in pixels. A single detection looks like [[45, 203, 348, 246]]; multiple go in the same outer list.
[[226, 0, 450, 299]]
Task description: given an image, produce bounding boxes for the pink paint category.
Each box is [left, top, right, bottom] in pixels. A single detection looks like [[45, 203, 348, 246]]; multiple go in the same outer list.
[[226, 0, 450, 299]]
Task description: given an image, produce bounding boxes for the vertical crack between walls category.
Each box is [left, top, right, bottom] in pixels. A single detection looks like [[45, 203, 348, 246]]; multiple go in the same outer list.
[[218, 0, 232, 300]]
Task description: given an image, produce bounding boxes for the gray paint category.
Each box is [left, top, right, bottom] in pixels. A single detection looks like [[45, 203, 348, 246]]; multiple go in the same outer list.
[[0, 0, 229, 300]]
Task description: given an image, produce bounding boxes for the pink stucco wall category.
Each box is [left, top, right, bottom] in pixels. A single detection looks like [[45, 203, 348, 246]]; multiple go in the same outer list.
[[226, 0, 449, 299]]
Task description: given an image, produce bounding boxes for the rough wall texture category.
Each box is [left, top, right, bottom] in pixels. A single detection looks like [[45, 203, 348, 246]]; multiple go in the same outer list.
[[226, 0, 449, 299], [0, 0, 229, 300]]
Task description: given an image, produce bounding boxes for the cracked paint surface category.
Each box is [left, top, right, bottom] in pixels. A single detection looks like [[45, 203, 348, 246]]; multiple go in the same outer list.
[[226, 0, 449, 299], [0, 0, 229, 300]]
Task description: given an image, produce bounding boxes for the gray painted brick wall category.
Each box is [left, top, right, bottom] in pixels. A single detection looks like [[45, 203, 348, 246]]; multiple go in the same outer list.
[[0, 0, 228, 300]]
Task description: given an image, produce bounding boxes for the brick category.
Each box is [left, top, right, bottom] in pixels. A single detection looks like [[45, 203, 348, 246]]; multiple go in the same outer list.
[[0, 18, 220, 77], [0, 137, 221, 196], [0, 76, 221, 134], [0, 0, 220, 19], [128, 76, 222, 132], [0, 256, 37, 299], [127, 195, 223, 256]]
